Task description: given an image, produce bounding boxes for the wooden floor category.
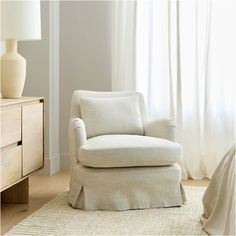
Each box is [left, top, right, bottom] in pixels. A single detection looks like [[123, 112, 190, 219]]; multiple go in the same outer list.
[[1, 171, 70, 235], [1, 171, 209, 235]]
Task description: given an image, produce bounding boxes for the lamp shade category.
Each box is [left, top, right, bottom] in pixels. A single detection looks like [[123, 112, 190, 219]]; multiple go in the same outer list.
[[1, 0, 41, 41]]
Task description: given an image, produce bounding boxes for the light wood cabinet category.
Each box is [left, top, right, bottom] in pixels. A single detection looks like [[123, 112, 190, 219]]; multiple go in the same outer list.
[[1, 145, 22, 189], [0, 107, 21, 148], [0, 97, 44, 203], [22, 103, 44, 176]]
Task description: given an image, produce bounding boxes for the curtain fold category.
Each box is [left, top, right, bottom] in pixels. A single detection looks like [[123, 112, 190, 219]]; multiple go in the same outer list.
[[112, 0, 236, 179], [111, 1, 136, 91], [202, 0, 236, 177]]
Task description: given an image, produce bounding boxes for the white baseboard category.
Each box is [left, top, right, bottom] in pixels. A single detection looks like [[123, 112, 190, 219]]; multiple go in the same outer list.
[[35, 155, 61, 176]]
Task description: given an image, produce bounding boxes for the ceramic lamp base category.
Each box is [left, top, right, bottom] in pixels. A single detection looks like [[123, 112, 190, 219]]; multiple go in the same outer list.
[[1, 39, 26, 98]]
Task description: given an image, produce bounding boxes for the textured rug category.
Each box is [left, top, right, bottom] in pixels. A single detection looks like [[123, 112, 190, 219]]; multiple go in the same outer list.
[[5, 187, 206, 235]]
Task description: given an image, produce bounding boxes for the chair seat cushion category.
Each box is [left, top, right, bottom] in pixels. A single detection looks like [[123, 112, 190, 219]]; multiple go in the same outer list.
[[78, 135, 182, 168]]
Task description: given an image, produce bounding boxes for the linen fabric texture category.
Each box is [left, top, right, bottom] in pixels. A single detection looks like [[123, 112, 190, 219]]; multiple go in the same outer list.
[[79, 135, 182, 168], [69, 90, 186, 210], [80, 96, 143, 138], [201, 144, 235, 235], [69, 163, 186, 211]]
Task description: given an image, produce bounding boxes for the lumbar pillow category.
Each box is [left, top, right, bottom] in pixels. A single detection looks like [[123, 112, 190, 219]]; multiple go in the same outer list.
[[80, 96, 143, 138]]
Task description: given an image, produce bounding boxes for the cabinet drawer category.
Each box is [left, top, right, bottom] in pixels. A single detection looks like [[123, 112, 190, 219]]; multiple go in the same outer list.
[[22, 103, 43, 176], [0, 107, 21, 148], [0, 145, 22, 190]]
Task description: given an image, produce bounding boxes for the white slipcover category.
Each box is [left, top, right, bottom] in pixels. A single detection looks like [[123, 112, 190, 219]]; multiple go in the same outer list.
[[79, 135, 182, 168], [69, 90, 186, 210], [69, 163, 186, 210], [80, 96, 143, 138]]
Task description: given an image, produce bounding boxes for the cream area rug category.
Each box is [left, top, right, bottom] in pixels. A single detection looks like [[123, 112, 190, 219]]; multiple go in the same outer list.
[[5, 187, 207, 236]]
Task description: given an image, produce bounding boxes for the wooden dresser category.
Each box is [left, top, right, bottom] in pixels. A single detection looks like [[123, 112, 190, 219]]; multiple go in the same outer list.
[[0, 97, 44, 203]]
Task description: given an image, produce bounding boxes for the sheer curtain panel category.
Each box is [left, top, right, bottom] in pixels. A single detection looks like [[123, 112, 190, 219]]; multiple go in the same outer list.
[[112, 0, 236, 179], [112, 0, 136, 91]]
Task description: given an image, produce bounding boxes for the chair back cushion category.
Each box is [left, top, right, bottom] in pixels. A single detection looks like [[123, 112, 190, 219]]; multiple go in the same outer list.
[[80, 96, 143, 138], [71, 90, 147, 138]]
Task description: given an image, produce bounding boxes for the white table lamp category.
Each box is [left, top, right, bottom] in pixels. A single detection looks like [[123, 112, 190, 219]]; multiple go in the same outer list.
[[1, 0, 41, 98]]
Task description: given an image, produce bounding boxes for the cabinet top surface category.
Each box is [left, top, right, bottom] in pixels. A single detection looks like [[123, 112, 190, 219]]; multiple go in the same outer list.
[[0, 97, 44, 107]]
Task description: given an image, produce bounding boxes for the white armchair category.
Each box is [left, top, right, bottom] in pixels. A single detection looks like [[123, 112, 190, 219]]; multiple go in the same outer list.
[[144, 118, 176, 141], [69, 90, 186, 210]]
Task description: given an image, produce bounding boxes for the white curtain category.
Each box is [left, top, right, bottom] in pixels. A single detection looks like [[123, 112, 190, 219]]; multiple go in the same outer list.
[[111, 0, 136, 91], [112, 0, 236, 178]]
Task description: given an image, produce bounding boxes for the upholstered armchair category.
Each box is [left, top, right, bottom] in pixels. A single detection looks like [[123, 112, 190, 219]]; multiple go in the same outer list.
[[69, 90, 186, 210]]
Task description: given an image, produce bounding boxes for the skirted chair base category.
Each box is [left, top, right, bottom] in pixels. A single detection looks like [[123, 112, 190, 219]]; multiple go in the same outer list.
[[69, 163, 186, 211]]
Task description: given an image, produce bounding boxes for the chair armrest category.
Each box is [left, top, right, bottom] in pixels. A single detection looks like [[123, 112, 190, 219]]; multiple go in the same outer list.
[[69, 118, 87, 167], [71, 118, 87, 148], [144, 118, 176, 141]]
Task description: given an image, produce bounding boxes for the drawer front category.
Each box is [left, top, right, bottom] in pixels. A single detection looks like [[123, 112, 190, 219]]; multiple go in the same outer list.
[[0, 145, 22, 190], [0, 107, 21, 148], [22, 103, 43, 176]]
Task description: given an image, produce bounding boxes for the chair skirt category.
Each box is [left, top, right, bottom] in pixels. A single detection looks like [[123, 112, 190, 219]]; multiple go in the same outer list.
[[69, 163, 186, 211]]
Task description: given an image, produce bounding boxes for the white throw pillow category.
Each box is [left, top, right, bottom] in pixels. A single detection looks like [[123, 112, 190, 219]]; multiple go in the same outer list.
[[80, 96, 144, 138]]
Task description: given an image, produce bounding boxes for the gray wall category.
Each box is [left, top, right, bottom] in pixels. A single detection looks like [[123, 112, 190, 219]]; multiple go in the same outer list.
[[60, 1, 112, 168]]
